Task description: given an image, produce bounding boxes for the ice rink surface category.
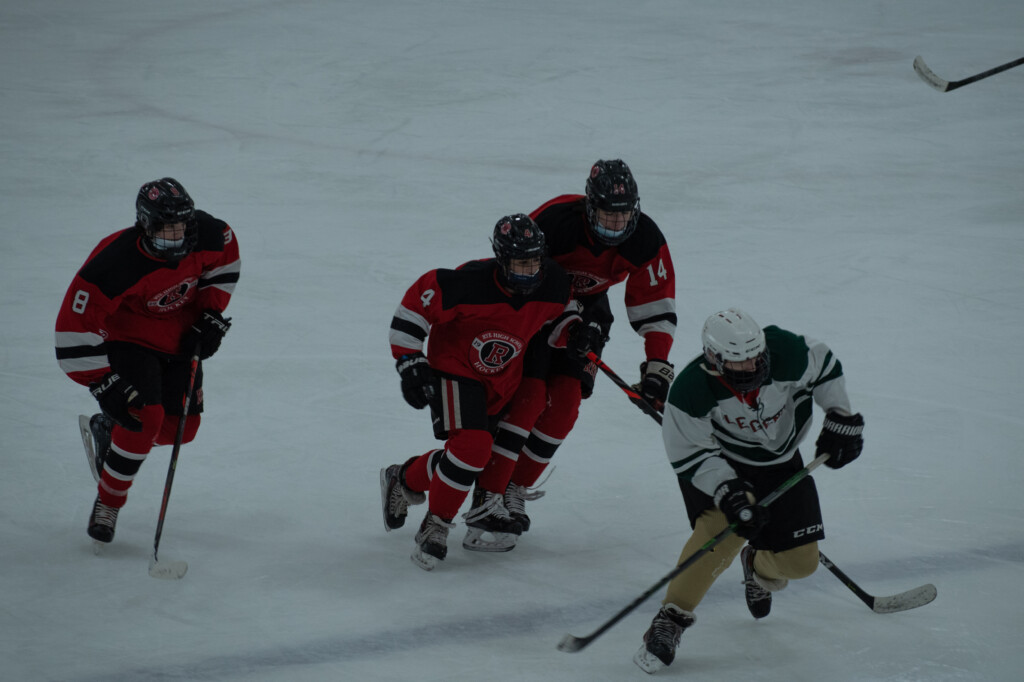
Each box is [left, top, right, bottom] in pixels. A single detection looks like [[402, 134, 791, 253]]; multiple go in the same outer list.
[[2, 1, 1022, 680]]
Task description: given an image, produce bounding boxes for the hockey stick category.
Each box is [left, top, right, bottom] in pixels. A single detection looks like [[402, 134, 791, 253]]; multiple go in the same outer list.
[[585, 351, 664, 424], [148, 342, 201, 580], [818, 551, 936, 613], [913, 54, 1024, 92], [557, 452, 830, 653]]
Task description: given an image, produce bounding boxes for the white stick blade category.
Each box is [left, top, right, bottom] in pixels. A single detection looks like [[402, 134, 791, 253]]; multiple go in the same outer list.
[[149, 556, 189, 580], [556, 633, 585, 653], [913, 56, 950, 92], [872, 583, 937, 613]]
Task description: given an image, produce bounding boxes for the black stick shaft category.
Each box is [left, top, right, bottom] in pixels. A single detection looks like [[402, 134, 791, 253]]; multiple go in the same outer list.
[[152, 346, 201, 560], [559, 453, 829, 652], [950, 55, 1024, 90], [818, 551, 875, 608]]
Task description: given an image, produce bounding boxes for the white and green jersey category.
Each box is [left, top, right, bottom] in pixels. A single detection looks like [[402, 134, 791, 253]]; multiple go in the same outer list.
[[662, 326, 851, 497]]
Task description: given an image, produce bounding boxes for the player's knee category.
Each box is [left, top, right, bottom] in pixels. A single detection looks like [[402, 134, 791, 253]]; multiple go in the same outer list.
[[153, 414, 201, 446], [776, 543, 819, 579], [445, 429, 494, 469], [112, 403, 165, 451], [539, 375, 582, 432]]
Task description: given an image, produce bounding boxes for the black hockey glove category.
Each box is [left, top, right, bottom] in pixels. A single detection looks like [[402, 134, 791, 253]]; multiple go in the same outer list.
[[636, 359, 674, 411], [567, 320, 605, 361], [816, 410, 865, 469], [397, 352, 437, 410], [714, 478, 768, 539], [183, 310, 232, 360], [89, 372, 144, 432]]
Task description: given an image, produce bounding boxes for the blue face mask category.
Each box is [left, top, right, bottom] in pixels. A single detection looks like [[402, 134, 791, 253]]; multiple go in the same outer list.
[[151, 236, 185, 250]]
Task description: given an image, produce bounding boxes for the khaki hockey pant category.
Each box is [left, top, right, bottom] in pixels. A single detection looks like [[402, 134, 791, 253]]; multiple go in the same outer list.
[[663, 509, 820, 612]]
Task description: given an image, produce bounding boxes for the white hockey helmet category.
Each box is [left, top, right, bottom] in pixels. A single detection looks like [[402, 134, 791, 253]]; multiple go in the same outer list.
[[701, 308, 770, 392]]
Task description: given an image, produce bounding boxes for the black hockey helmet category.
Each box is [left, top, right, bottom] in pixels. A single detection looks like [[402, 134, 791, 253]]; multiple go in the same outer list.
[[135, 177, 198, 262], [585, 159, 640, 245], [491, 213, 546, 295]]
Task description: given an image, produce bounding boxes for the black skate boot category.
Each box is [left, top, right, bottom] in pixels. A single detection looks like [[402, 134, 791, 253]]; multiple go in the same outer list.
[[380, 459, 426, 531], [741, 545, 788, 619], [83, 413, 114, 483], [87, 495, 119, 543], [462, 487, 523, 552], [411, 513, 455, 571], [633, 603, 696, 673], [503, 482, 545, 533]]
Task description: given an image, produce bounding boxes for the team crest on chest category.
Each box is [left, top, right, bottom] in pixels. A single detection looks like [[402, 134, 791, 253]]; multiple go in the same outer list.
[[470, 331, 524, 375], [568, 269, 609, 294], [147, 277, 199, 312]]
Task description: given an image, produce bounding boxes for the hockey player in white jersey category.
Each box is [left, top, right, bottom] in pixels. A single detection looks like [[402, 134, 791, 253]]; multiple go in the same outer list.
[[634, 308, 864, 673]]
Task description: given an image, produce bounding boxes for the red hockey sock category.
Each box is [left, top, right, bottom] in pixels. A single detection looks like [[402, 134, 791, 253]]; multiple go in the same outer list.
[[477, 454, 517, 494], [511, 457, 549, 488]]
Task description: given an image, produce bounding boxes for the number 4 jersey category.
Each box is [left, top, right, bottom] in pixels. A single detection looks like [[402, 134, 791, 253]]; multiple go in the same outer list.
[[389, 258, 576, 413]]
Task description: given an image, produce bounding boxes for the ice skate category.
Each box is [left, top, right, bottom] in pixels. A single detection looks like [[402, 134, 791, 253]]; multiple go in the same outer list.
[[80, 413, 113, 483], [741, 545, 788, 619], [380, 461, 425, 531], [633, 603, 696, 673], [462, 487, 522, 552], [503, 482, 545, 533], [87, 495, 119, 544], [411, 513, 455, 571]]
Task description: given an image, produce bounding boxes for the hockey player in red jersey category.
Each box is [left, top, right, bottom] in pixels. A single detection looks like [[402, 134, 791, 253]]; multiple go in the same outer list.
[[55, 178, 240, 544], [474, 160, 677, 538], [380, 214, 595, 570]]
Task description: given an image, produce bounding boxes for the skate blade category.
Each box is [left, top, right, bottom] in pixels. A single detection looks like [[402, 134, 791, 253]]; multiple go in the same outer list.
[[410, 548, 439, 571], [633, 645, 666, 674], [379, 468, 405, 532], [79, 415, 101, 483], [462, 527, 517, 552]]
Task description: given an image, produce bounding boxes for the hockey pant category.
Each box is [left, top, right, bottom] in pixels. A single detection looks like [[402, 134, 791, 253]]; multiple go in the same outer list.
[[662, 509, 820, 612], [403, 376, 495, 521], [98, 342, 203, 509]]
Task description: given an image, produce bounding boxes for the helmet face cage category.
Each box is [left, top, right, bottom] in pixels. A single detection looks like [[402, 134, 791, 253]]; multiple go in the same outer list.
[[135, 177, 198, 261], [708, 349, 771, 394], [701, 308, 771, 394], [491, 214, 546, 295], [585, 159, 640, 246]]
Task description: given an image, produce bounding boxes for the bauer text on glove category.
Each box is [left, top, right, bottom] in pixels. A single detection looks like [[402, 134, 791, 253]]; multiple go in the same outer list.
[[397, 352, 437, 409]]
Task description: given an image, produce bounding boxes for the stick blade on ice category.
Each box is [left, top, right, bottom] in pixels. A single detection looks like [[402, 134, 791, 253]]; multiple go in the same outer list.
[[149, 555, 188, 580], [556, 633, 587, 653], [872, 583, 937, 614], [913, 56, 949, 92]]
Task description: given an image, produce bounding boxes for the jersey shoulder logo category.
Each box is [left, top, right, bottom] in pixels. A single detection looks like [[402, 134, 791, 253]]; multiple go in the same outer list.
[[470, 331, 524, 375], [147, 277, 198, 312]]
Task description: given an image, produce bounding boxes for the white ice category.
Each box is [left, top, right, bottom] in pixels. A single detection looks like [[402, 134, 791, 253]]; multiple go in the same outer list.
[[2, 1, 1022, 680]]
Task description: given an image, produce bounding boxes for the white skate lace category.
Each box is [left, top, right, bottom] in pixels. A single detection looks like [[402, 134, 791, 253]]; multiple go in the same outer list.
[[92, 501, 119, 527], [649, 609, 683, 649], [504, 482, 546, 518], [462, 491, 512, 523], [417, 515, 455, 545]]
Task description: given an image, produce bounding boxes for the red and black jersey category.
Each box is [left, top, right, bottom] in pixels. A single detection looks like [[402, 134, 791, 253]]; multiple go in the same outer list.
[[55, 210, 241, 386], [530, 194, 676, 360], [390, 258, 575, 412]]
